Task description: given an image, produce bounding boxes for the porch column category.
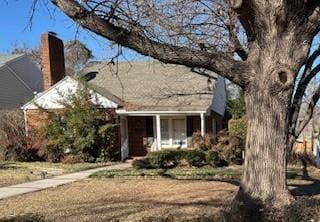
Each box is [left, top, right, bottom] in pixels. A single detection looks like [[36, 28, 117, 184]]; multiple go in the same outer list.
[[120, 116, 129, 161], [200, 112, 205, 137], [156, 114, 161, 150]]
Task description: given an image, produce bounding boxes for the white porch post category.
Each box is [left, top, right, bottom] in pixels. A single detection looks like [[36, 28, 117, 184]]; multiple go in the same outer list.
[[156, 114, 161, 150], [120, 116, 129, 161], [200, 112, 205, 137]]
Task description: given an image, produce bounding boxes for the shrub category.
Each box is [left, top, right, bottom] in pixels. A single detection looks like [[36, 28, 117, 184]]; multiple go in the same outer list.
[[45, 145, 64, 163], [206, 150, 228, 167], [228, 118, 246, 145], [40, 85, 117, 162], [0, 110, 39, 162], [192, 132, 212, 151], [213, 130, 244, 165], [132, 158, 152, 169], [184, 150, 206, 167], [146, 149, 184, 169], [61, 154, 85, 164]]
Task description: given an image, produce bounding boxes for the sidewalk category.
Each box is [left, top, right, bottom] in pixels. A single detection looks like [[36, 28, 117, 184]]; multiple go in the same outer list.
[[0, 162, 130, 200]]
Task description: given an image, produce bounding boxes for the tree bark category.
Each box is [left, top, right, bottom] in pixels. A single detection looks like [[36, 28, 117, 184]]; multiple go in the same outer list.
[[241, 83, 293, 206], [50, 0, 320, 210]]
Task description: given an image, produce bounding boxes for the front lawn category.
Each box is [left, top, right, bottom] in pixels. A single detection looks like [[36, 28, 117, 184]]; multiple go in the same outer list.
[[0, 172, 319, 221], [0, 161, 109, 187], [0, 179, 237, 221]]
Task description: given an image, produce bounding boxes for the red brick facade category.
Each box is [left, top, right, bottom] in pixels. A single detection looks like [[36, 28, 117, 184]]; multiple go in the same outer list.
[[40, 33, 65, 91]]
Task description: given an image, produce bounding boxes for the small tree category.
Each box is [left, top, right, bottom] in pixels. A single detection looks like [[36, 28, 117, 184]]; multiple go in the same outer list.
[[41, 84, 117, 162], [227, 91, 245, 119]]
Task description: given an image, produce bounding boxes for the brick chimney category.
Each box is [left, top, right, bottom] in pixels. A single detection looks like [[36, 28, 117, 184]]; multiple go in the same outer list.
[[40, 32, 65, 91]]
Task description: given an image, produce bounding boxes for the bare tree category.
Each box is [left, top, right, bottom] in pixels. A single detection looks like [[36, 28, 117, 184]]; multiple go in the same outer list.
[[11, 39, 93, 75], [64, 40, 93, 75], [35, 0, 320, 208]]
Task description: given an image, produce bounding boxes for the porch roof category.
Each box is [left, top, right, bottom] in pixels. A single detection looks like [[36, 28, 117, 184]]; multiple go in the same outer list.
[[82, 61, 218, 112], [116, 109, 207, 116]]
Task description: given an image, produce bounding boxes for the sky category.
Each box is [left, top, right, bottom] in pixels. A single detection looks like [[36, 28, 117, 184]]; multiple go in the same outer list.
[[1, 1, 320, 64], [0, 0, 142, 61]]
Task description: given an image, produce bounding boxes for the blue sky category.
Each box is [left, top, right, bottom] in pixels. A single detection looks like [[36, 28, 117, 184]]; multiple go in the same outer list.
[[1, 1, 320, 63], [0, 0, 141, 61]]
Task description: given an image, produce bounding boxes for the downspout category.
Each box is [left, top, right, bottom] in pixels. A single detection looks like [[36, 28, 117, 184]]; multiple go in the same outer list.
[[23, 108, 28, 136]]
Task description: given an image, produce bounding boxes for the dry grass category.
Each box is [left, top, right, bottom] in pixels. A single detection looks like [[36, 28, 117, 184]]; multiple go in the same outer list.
[[0, 179, 237, 222], [0, 162, 108, 187], [0, 165, 319, 221]]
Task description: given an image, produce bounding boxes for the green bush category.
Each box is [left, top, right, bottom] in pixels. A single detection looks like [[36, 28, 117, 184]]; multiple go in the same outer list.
[[132, 158, 152, 169], [40, 85, 117, 162], [146, 149, 184, 169], [206, 150, 228, 167], [227, 91, 245, 119], [184, 150, 206, 167], [135, 149, 211, 169], [228, 118, 246, 144]]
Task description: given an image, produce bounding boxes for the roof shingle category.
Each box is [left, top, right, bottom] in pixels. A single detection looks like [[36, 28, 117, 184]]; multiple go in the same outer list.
[[82, 60, 217, 111]]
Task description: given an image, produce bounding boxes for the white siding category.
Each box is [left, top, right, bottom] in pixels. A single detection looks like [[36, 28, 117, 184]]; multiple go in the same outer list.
[[0, 66, 33, 108], [211, 76, 227, 116], [24, 77, 119, 110]]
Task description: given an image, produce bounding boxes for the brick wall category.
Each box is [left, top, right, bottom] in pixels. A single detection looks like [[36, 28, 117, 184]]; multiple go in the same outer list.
[[127, 116, 148, 156], [40, 33, 65, 91], [26, 110, 50, 132]]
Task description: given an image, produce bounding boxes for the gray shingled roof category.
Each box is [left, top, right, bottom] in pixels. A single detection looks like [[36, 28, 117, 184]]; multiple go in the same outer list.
[[82, 61, 217, 111], [0, 54, 24, 67]]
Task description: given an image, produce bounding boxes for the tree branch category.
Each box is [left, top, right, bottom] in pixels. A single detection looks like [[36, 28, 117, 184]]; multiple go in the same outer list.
[[51, 0, 250, 87], [229, 0, 256, 42], [306, 0, 320, 35], [289, 47, 320, 136], [226, 8, 248, 61], [295, 84, 320, 138]]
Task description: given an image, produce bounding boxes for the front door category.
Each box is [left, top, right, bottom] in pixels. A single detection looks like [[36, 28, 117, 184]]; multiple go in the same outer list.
[[172, 119, 187, 148]]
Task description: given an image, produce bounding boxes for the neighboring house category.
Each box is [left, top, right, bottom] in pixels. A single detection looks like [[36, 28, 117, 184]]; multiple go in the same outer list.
[[294, 108, 320, 167], [0, 53, 42, 108], [22, 33, 227, 160]]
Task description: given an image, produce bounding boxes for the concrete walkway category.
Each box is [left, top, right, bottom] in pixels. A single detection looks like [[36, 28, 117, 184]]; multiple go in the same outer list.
[[0, 162, 130, 200]]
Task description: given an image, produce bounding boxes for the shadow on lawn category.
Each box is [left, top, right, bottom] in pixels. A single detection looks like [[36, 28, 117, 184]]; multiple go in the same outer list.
[[60, 196, 228, 222], [290, 178, 320, 196], [0, 213, 45, 222], [158, 169, 241, 186]]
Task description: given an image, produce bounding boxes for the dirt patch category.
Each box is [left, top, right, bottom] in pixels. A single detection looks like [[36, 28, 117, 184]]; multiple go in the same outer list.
[[0, 179, 237, 221]]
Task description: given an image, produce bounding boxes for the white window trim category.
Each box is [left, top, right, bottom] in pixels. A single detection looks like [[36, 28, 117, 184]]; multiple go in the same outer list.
[[160, 116, 187, 149]]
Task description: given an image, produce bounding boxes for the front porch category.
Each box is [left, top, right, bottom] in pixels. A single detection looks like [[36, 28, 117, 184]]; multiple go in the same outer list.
[[118, 111, 223, 160]]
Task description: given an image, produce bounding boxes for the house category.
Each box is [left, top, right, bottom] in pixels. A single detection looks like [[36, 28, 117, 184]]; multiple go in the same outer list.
[[22, 33, 227, 160], [294, 109, 320, 167], [0, 53, 42, 109]]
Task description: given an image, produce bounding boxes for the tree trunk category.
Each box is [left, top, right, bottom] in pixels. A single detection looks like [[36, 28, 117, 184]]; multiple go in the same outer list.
[[240, 72, 295, 207]]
